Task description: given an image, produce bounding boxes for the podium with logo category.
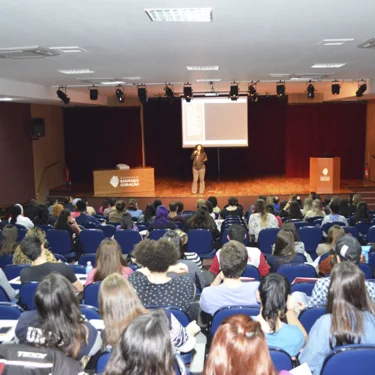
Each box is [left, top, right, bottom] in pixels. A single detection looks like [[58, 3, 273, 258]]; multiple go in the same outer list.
[[93, 167, 155, 197], [310, 157, 341, 194]]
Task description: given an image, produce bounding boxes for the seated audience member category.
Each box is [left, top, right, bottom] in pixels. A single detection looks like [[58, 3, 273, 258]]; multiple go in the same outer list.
[[220, 196, 244, 219], [208, 196, 221, 214], [302, 198, 313, 216], [119, 212, 139, 231], [283, 200, 303, 220], [196, 198, 206, 208], [184, 205, 220, 239], [0, 267, 16, 300], [339, 197, 351, 218], [70, 198, 81, 218], [63, 196, 75, 211], [310, 191, 317, 200], [147, 205, 178, 233], [304, 199, 326, 219], [249, 199, 279, 242], [259, 195, 267, 202], [75, 200, 100, 227], [99, 273, 199, 353], [126, 198, 143, 219], [349, 193, 361, 215], [205, 200, 216, 220], [210, 224, 269, 277], [316, 225, 345, 257], [254, 274, 306, 356], [129, 239, 195, 314], [280, 222, 312, 262], [47, 199, 58, 215], [98, 198, 109, 215], [9, 204, 34, 229], [54, 209, 81, 238], [267, 230, 306, 272], [167, 201, 185, 223], [277, 200, 288, 217], [137, 203, 156, 223], [353, 201, 370, 224], [33, 204, 55, 225], [108, 200, 126, 223], [176, 201, 185, 215], [104, 311, 186, 375], [273, 196, 280, 212], [85, 238, 133, 286], [13, 227, 57, 265], [308, 235, 375, 306], [203, 315, 291, 375], [163, 230, 206, 289], [0, 224, 18, 256], [51, 203, 64, 222], [172, 229, 202, 268], [84, 198, 96, 216], [23, 199, 39, 220], [103, 198, 116, 217], [16, 273, 101, 360], [18, 237, 83, 292], [200, 241, 260, 316], [300, 262, 375, 375], [266, 204, 282, 227], [320, 201, 348, 230], [153, 199, 163, 209]]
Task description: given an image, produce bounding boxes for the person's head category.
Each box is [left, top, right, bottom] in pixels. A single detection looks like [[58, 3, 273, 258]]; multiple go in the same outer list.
[[55, 209, 72, 230], [266, 204, 275, 215], [175, 201, 184, 214], [190, 205, 212, 228], [324, 195, 331, 206], [258, 195, 267, 202], [312, 199, 323, 213], [329, 201, 340, 215], [169, 202, 177, 213], [154, 205, 169, 226], [195, 144, 204, 152], [153, 199, 162, 209], [355, 201, 369, 221], [76, 200, 87, 213], [141, 238, 179, 273], [34, 272, 86, 358], [227, 224, 247, 245], [220, 241, 248, 279], [259, 274, 290, 332], [279, 200, 288, 211], [0, 224, 18, 254], [120, 213, 134, 230], [25, 226, 47, 246], [104, 311, 174, 375], [310, 192, 317, 200], [203, 315, 277, 375], [196, 198, 206, 208], [143, 203, 156, 221], [352, 193, 361, 206], [296, 196, 302, 207], [108, 198, 116, 207], [254, 199, 267, 216], [289, 200, 302, 219], [205, 200, 214, 214], [331, 196, 340, 206], [334, 235, 362, 265], [327, 262, 375, 348], [20, 236, 44, 261], [339, 198, 349, 214], [228, 197, 238, 206], [10, 204, 22, 225], [115, 200, 126, 214], [266, 196, 274, 206], [51, 203, 64, 219], [273, 229, 295, 259], [327, 225, 345, 247], [131, 239, 156, 267], [208, 196, 218, 208], [127, 199, 138, 211], [303, 198, 313, 212], [281, 222, 299, 242], [35, 204, 49, 221], [163, 230, 182, 255], [99, 274, 148, 347], [94, 239, 127, 282], [102, 199, 109, 208], [273, 196, 279, 204]]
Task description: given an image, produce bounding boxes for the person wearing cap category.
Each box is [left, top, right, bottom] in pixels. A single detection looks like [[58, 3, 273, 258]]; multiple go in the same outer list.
[[308, 235, 375, 307]]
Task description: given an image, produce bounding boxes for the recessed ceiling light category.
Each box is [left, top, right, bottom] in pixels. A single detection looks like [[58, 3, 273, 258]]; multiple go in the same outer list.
[[187, 66, 219, 71], [50, 46, 87, 53], [311, 63, 346, 68], [323, 42, 345, 46], [323, 39, 354, 42], [290, 77, 314, 81], [269, 74, 290, 77], [196, 78, 221, 82], [145, 8, 212, 22], [100, 81, 125, 85], [58, 69, 94, 75], [0, 97, 13, 101]]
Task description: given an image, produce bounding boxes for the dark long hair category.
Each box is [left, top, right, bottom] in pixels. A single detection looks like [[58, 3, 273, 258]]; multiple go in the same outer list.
[[10, 205, 22, 225], [35, 204, 50, 224], [34, 273, 87, 358], [188, 205, 212, 229], [288, 200, 303, 219], [54, 209, 71, 230], [273, 229, 295, 263], [354, 202, 369, 223], [203, 315, 277, 375], [104, 311, 174, 375], [143, 203, 156, 222], [339, 198, 350, 217], [259, 274, 290, 333], [327, 262, 375, 348], [120, 213, 134, 230]]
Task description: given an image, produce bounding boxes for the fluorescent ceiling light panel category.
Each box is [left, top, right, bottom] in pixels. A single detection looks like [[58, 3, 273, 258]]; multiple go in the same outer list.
[[100, 81, 125, 85], [269, 73, 290, 77], [58, 69, 94, 74], [196, 78, 221, 82], [122, 77, 141, 80], [290, 77, 314, 81], [323, 39, 354, 42], [311, 63, 345, 68], [205, 92, 219, 96], [0, 97, 13, 101], [145, 8, 212, 22], [187, 66, 219, 71], [50, 46, 87, 53], [323, 42, 344, 46]]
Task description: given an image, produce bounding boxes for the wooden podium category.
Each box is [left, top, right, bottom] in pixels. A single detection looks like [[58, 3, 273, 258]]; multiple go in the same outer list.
[[93, 167, 155, 197], [310, 157, 341, 194]]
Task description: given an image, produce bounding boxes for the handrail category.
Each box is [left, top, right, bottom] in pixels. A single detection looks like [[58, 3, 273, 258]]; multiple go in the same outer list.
[[36, 160, 62, 198]]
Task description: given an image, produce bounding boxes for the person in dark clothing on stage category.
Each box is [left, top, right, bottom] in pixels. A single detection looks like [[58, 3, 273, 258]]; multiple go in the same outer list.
[[191, 144, 207, 195]]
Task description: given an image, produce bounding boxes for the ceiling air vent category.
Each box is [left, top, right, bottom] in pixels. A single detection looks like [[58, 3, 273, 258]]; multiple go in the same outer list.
[[357, 38, 375, 50], [0, 46, 59, 59]]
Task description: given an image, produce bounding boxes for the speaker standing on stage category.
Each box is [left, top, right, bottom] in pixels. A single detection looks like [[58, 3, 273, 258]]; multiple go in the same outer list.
[[191, 144, 208, 194]]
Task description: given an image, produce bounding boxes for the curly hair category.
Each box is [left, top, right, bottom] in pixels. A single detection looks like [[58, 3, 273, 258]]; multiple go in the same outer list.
[[131, 239, 156, 267], [141, 239, 179, 273]]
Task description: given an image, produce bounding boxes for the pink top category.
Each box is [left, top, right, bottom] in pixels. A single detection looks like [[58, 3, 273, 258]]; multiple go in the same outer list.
[[85, 266, 133, 286]]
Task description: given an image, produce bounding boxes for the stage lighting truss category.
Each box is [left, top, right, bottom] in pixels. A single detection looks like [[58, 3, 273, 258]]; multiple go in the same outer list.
[[56, 86, 70, 105], [356, 80, 367, 97], [276, 81, 286, 99], [183, 84, 193, 102], [307, 80, 315, 99], [115, 86, 125, 103], [248, 82, 258, 102], [229, 82, 239, 101]]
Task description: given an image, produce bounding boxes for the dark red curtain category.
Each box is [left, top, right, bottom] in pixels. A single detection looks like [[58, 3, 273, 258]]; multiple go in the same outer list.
[[285, 102, 367, 179]]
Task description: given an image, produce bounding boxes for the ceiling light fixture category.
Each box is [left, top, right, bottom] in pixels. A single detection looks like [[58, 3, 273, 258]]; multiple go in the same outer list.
[[248, 82, 258, 102], [229, 82, 239, 101], [101, 81, 125, 85], [0, 97, 13, 101], [331, 80, 341, 95], [115, 86, 125, 103], [58, 69, 94, 75], [276, 81, 286, 99], [187, 66, 219, 71], [89, 86, 98, 101], [311, 63, 346, 69], [138, 85, 148, 105], [145, 8, 212, 22], [56, 87, 70, 105], [205, 81, 219, 97], [356, 81, 367, 97], [183, 83, 193, 102], [307, 81, 315, 99], [196, 78, 221, 83]]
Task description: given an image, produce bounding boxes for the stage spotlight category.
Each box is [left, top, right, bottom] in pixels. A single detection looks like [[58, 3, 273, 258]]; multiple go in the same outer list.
[[138, 85, 148, 105], [356, 82, 367, 97], [183, 84, 192, 102], [331, 81, 340, 95], [248, 83, 258, 102], [115, 87, 125, 103], [229, 82, 239, 101], [307, 81, 315, 99], [90, 87, 98, 100], [56, 88, 70, 105], [276, 82, 286, 99], [165, 84, 175, 104]]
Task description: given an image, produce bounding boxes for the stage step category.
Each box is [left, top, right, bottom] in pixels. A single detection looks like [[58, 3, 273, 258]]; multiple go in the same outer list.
[[348, 185, 375, 209]]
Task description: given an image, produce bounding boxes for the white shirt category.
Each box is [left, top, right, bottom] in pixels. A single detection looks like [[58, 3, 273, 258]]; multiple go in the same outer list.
[[248, 213, 279, 241], [9, 215, 34, 230]]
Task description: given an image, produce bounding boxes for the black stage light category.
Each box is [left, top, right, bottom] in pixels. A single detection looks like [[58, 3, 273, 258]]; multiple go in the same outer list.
[[56, 88, 70, 105], [183, 84, 192, 102], [276, 82, 286, 99], [331, 81, 340, 95], [165, 84, 175, 104], [90, 87, 98, 100], [138, 85, 148, 105], [356, 82, 367, 97], [229, 82, 239, 101], [248, 84, 258, 102], [115, 87, 125, 103], [307, 81, 315, 99]]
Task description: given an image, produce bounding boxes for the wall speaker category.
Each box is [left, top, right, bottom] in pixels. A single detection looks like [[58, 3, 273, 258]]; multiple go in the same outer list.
[[31, 118, 45, 139]]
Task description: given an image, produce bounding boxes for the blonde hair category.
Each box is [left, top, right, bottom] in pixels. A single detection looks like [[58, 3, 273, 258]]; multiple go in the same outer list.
[[52, 204, 64, 219], [303, 198, 313, 215], [26, 227, 46, 243], [311, 199, 323, 216]]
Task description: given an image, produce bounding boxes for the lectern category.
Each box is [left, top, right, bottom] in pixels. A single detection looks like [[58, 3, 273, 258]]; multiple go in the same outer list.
[[310, 157, 341, 194]]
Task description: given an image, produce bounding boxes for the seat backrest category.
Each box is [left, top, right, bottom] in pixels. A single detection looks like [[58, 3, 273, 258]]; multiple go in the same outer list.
[[368, 252, 375, 270], [258, 228, 280, 254], [0, 302, 24, 319], [146, 305, 191, 327], [53, 253, 68, 263], [276, 263, 317, 283], [356, 221, 372, 236], [343, 226, 359, 239], [80, 304, 101, 320], [211, 306, 260, 335], [36, 224, 53, 232], [149, 229, 168, 241], [0, 286, 11, 302], [96, 351, 111, 374], [114, 230, 142, 254], [298, 305, 325, 333], [71, 264, 86, 274], [0, 254, 14, 268], [17, 229, 27, 242], [269, 347, 293, 372], [97, 224, 116, 238], [46, 230, 72, 255], [321, 344, 375, 375], [367, 226, 375, 243], [359, 263, 373, 279], [290, 281, 316, 296], [80, 229, 105, 253], [313, 218, 323, 227], [19, 282, 39, 310], [187, 229, 213, 254], [242, 264, 261, 281], [298, 226, 322, 254], [78, 253, 97, 267], [84, 282, 101, 308], [3, 264, 31, 281]]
